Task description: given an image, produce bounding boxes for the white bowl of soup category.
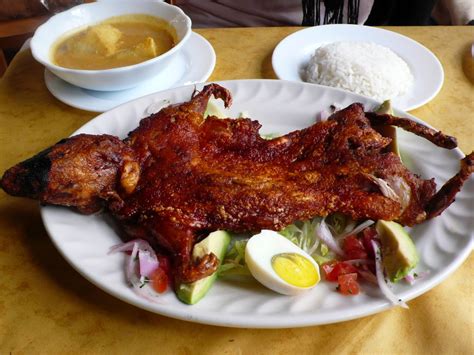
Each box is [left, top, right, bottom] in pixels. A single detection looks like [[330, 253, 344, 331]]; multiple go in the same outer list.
[[31, 1, 192, 91]]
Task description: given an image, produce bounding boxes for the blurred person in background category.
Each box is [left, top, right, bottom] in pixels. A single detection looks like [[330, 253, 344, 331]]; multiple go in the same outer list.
[[0, 0, 82, 20], [0, 0, 82, 74], [432, 0, 474, 25], [1, 0, 471, 25], [171, 0, 473, 27]]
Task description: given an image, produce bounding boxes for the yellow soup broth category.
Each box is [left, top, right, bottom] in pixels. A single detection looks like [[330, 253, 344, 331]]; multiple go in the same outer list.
[[52, 14, 177, 70]]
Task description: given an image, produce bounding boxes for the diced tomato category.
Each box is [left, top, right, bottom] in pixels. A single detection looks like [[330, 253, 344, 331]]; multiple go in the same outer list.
[[337, 273, 360, 295], [323, 261, 360, 295], [322, 261, 358, 282], [361, 227, 378, 258], [321, 261, 337, 278], [151, 267, 169, 293], [343, 235, 368, 260], [157, 255, 170, 275]]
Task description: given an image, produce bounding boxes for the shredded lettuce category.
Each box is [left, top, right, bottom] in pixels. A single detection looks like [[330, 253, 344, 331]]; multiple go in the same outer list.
[[280, 217, 322, 253], [260, 132, 281, 140], [204, 99, 226, 118], [320, 243, 329, 256], [219, 214, 358, 276], [204, 100, 251, 121], [218, 239, 251, 276], [326, 213, 350, 235], [312, 252, 333, 265]]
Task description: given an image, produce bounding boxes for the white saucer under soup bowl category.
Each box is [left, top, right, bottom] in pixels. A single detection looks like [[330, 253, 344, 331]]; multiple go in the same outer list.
[[30, 0, 192, 91]]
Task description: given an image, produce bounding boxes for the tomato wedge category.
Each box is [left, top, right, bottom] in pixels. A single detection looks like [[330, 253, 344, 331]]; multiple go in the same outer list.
[[361, 227, 378, 258], [157, 255, 170, 275], [343, 235, 368, 260], [149, 256, 171, 294], [322, 261, 358, 282], [322, 227, 378, 296], [151, 267, 169, 293], [337, 273, 360, 295]]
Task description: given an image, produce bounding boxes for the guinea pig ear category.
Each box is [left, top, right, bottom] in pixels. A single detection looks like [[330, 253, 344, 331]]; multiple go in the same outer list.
[[119, 160, 140, 195], [188, 83, 233, 114]]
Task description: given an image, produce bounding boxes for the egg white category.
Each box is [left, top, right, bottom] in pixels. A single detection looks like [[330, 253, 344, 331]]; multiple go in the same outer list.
[[245, 230, 320, 295]]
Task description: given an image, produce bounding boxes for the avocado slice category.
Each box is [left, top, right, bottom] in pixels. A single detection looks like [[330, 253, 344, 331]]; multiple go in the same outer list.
[[376, 220, 419, 282], [374, 100, 401, 157], [176, 230, 231, 305], [375, 100, 393, 115]]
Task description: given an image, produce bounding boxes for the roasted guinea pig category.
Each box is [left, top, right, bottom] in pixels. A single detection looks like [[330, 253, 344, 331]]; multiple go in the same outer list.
[[1, 84, 473, 285]]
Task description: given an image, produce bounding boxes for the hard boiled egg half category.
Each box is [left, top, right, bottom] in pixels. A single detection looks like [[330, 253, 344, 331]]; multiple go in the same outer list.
[[245, 230, 320, 295]]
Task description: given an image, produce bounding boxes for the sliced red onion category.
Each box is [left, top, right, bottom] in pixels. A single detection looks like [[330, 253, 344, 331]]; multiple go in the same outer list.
[[108, 240, 137, 254], [404, 274, 416, 285], [126, 242, 139, 285], [357, 270, 378, 285], [130, 274, 161, 303], [109, 239, 159, 277], [138, 250, 159, 278], [344, 259, 375, 266], [404, 270, 430, 285], [109, 239, 156, 256], [341, 220, 356, 235], [316, 218, 344, 256], [109, 239, 163, 301], [337, 220, 374, 239], [387, 176, 411, 212], [129, 248, 161, 302], [371, 240, 408, 309], [364, 174, 399, 201], [416, 270, 430, 279]]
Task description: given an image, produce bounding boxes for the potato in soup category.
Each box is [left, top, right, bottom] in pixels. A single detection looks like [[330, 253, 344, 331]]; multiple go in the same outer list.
[[51, 14, 177, 70]]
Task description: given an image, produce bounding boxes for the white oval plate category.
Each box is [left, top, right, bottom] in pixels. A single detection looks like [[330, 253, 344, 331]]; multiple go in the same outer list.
[[41, 80, 472, 328], [44, 32, 215, 112], [272, 25, 444, 111]]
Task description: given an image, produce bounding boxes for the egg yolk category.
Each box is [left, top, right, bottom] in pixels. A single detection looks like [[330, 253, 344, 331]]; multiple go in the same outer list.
[[271, 253, 319, 288]]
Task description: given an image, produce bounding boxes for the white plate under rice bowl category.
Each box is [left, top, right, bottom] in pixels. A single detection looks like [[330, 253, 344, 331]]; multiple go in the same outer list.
[[305, 41, 414, 102]]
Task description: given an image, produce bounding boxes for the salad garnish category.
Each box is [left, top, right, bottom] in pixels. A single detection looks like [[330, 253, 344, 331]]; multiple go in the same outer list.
[[217, 214, 419, 307], [109, 239, 170, 301], [372, 240, 409, 308]]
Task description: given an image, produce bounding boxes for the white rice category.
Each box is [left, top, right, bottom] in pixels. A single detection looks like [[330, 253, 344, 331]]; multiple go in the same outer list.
[[305, 41, 413, 101]]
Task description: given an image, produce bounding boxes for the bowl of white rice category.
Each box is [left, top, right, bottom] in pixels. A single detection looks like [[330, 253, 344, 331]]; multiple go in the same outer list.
[[305, 41, 414, 102]]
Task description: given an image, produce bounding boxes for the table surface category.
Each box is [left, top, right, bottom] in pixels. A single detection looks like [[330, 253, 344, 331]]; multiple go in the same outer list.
[[0, 26, 473, 354]]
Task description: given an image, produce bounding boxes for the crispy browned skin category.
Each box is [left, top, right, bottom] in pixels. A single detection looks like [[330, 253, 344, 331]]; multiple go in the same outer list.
[[1, 84, 472, 284], [1, 134, 138, 214], [425, 152, 474, 219], [365, 111, 458, 149]]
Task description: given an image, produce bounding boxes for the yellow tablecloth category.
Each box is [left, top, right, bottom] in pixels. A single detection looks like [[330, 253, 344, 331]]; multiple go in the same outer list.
[[0, 26, 473, 354]]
